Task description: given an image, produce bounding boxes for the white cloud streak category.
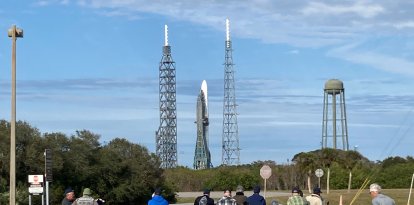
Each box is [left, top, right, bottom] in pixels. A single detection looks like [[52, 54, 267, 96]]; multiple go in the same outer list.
[[33, 0, 414, 77]]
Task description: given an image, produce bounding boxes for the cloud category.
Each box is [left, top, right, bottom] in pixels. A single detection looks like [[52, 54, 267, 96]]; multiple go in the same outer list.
[[301, 1, 384, 18], [328, 43, 414, 77], [394, 21, 414, 29], [36, 0, 413, 47], [288, 50, 299, 54]]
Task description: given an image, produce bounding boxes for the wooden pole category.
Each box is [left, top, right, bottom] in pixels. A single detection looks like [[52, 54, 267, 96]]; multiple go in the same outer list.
[[408, 173, 414, 205]]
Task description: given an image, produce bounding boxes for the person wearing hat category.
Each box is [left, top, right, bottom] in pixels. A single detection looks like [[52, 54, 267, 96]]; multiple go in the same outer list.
[[305, 187, 323, 205], [369, 183, 395, 205], [217, 189, 237, 205], [61, 187, 75, 205], [72, 188, 98, 205], [287, 187, 307, 205], [194, 189, 214, 205], [247, 186, 266, 205], [148, 188, 168, 205], [233, 185, 248, 205]]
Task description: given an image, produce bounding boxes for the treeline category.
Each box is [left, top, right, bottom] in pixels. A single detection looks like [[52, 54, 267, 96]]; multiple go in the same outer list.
[[164, 150, 414, 193], [0, 120, 174, 205], [0, 120, 413, 205]]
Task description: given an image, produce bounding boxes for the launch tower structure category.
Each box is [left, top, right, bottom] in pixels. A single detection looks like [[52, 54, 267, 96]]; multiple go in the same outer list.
[[222, 18, 240, 165], [156, 25, 178, 168], [194, 80, 212, 169]]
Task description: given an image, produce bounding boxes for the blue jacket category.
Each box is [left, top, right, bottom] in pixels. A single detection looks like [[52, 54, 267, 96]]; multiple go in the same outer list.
[[247, 193, 266, 205], [149, 195, 168, 205]]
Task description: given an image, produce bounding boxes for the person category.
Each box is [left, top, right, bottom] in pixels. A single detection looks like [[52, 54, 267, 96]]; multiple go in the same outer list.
[[194, 189, 214, 205], [369, 183, 395, 205], [61, 187, 75, 205], [217, 189, 237, 205], [233, 185, 248, 205], [148, 188, 168, 205], [247, 186, 266, 205], [305, 187, 323, 205], [287, 187, 307, 205], [72, 188, 98, 205]]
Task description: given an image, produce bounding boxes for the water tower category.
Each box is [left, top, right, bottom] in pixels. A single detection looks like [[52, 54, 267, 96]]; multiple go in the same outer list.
[[322, 79, 349, 150]]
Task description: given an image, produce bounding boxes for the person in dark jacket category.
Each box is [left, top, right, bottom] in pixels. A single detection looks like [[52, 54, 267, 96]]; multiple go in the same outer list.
[[194, 189, 214, 205], [233, 185, 248, 205], [148, 188, 168, 205], [247, 186, 266, 205], [61, 187, 75, 205]]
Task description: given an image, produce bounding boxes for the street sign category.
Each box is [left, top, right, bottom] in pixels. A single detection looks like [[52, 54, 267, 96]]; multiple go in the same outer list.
[[28, 175, 43, 194], [260, 165, 272, 179], [315, 169, 324, 178]]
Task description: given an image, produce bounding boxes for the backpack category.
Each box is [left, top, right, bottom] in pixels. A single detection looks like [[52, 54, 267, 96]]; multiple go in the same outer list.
[[199, 196, 208, 205]]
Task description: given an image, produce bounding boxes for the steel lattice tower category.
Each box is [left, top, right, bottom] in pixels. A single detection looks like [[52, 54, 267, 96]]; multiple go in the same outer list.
[[194, 80, 212, 169], [222, 18, 240, 165], [322, 79, 349, 151], [155, 25, 177, 168]]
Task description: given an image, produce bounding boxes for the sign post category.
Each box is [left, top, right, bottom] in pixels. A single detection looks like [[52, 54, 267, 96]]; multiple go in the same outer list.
[[260, 165, 272, 199], [28, 174, 44, 205], [315, 169, 324, 188]]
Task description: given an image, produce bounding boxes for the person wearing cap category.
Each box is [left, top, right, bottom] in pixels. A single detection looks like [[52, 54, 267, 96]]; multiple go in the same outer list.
[[72, 188, 98, 205], [247, 186, 266, 205], [194, 189, 214, 205], [217, 189, 237, 205], [61, 187, 75, 205], [233, 185, 248, 205], [287, 187, 307, 205], [148, 188, 168, 205], [369, 183, 395, 205], [305, 187, 323, 205]]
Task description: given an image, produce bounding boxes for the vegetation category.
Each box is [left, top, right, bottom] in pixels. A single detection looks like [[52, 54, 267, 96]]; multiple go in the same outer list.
[[0, 120, 413, 205], [0, 120, 174, 205]]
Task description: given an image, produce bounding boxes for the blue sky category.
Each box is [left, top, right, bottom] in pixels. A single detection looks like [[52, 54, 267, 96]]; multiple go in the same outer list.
[[0, 0, 414, 167]]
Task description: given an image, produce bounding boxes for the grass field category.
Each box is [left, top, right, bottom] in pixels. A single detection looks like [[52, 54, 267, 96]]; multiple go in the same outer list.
[[177, 189, 413, 205]]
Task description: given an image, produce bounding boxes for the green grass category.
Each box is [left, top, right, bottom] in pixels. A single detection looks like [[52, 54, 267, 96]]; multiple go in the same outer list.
[[268, 189, 410, 205], [177, 189, 413, 205]]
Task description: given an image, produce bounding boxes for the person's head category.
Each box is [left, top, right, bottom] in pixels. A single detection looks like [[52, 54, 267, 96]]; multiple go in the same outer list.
[[253, 186, 261, 194], [236, 185, 244, 193], [291, 187, 301, 196], [64, 187, 75, 201], [313, 187, 322, 196], [83, 188, 92, 196], [369, 183, 381, 198], [223, 189, 232, 197], [154, 188, 162, 196], [203, 189, 211, 196]]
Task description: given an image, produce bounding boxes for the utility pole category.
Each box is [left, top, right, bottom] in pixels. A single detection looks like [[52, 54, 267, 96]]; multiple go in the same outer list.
[[8, 25, 23, 205]]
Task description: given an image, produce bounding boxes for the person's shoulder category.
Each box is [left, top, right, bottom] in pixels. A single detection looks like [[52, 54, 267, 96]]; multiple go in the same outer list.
[[195, 196, 203, 200]]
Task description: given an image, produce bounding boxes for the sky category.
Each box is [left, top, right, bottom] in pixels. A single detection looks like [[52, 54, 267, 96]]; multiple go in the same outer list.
[[0, 0, 414, 168]]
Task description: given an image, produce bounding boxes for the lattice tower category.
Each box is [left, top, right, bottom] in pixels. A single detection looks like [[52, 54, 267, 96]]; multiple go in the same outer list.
[[155, 25, 177, 168], [222, 18, 240, 165]]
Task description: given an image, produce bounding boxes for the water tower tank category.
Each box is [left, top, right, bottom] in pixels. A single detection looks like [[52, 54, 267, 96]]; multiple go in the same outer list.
[[324, 79, 344, 95]]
